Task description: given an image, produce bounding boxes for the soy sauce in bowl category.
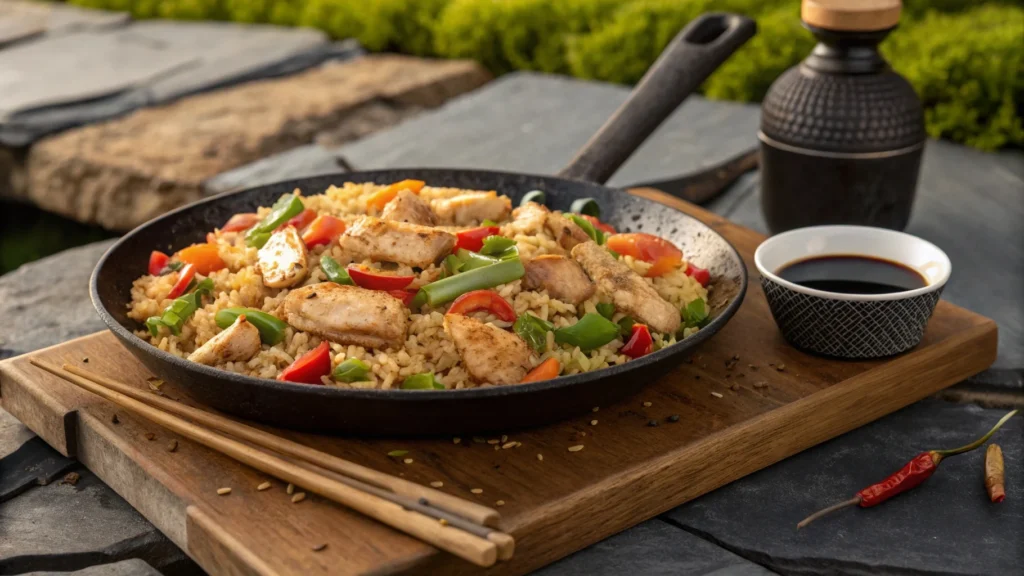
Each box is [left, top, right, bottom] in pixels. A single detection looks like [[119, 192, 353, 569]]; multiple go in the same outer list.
[[777, 254, 927, 295]]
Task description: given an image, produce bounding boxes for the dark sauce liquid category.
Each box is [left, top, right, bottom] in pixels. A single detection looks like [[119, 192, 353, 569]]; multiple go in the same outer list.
[[777, 255, 928, 295]]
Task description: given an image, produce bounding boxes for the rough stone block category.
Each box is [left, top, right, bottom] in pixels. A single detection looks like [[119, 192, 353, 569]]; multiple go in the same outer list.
[[25, 55, 490, 230]]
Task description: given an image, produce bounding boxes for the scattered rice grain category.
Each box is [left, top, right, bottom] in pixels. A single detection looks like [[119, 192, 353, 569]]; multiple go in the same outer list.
[[568, 445, 584, 452], [257, 481, 272, 491], [642, 401, 652, 408], [312, 543, 327, 552], [496, 500, 505, 506], [286, 483, 295, 495], [590, 419, 598, 426], [711, 391, 724, 398], [430, 481, 444, 488], [167, 440, 178, 452], [292, 492, 307, 503], [217, 487, 231, 495], [471, 488, 483, 494], [404, 458, 414, 464]]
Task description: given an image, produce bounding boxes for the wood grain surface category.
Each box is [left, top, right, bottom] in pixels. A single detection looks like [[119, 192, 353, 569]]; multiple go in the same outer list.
[[802, 0, 902, 31], [0, 192, 997, 576]]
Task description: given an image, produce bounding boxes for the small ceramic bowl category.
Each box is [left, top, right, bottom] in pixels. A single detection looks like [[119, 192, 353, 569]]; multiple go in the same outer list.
[[754, 225, 951, 359]]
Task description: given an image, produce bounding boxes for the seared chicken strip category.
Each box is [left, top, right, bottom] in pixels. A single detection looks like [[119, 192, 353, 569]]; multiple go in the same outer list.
[[505, 201, 550, 236], [571, 241, 681, 334], [523, 254, 595, 305], [546, 213, 591, 251], [257, 226, 308, 288], [339, 216, 456, 268], [188, 315, 261, 366], [380, 189, 438, 226], [431, 191, 512, 226], [283, 283, 408, 349], [444, 313, 532, 385]]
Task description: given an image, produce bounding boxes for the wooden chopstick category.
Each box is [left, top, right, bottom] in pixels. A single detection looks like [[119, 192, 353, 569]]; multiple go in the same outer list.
[[57, 362, 499, 528], [32, 360, 510, 567]]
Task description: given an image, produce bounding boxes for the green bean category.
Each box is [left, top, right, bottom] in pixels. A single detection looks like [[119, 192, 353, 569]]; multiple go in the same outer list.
[[418, 258, 525, 307], [554, 313, 620, 351], [401, 372, 445, 390], [570, 197, 601, 218], [244, 193, 304, 248], [320, 255, 353, 285], [145, 278, 214, 337], [567, 214, 605, 245], [333, 358, 371, 383], [520, 190, 546, 206], [214, 307, 287, 345], [456, 248, 500, 271], [479, 236, 516, 256]]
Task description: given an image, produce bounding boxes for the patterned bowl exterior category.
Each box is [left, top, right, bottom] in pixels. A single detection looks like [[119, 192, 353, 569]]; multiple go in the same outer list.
[[760, 275, 943, 359]]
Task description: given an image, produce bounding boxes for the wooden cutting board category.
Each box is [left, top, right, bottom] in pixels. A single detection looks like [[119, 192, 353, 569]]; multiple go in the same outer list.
[[0, 189, 998, 576]]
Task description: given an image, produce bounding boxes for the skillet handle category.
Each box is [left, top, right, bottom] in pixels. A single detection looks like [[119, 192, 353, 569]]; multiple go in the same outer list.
[[557, 13, 756, 184]]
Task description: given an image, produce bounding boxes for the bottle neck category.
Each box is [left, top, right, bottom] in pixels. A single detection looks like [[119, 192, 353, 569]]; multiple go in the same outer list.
[[803, 24, 894, 75]]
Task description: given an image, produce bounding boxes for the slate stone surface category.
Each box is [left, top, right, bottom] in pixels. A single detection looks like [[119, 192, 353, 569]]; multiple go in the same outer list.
[[0, 436, 76, 503], [663, 399, 1024, 576], [0, 240, 113, 360], [534, 519, 778, 576], [20, 558, 163, 576], [203, 144, 349, 195], [0, 21, 362, 145], [0, 467, 197, 574], [0, 406, 34, 460]]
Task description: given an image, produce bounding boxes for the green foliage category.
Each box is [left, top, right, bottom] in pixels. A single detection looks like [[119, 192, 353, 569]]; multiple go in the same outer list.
[[882, 5, 1024, 150], [58, 0, 1024, 150]]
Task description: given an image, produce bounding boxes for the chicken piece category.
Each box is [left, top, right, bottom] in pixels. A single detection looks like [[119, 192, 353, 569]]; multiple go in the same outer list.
[[523, 255, 595, 305], [505, 201, 550, 235], [257, 226, 308, 289], [283, 283, 408, 349], [431, 191, 512, 226], [339, 217, 456, 268], [380, 189, 438, 226], [188, 315, 261, 366], [571, 241, 681, 334], [545, 212, 591, 251], [444, 313, 532, 385]]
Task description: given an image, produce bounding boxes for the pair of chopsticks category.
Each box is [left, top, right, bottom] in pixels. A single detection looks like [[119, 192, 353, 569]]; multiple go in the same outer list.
[[31, 360, 514, 567]]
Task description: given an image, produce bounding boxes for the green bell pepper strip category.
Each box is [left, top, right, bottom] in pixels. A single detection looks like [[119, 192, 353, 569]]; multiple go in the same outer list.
[[456, 248, 500, 272], [618, 316, 636, 337], [554, 313, 621, 351], [479, 236, 516, 256], [481, 219, 499, 226], [145, 278, 214, 337], [401, 372, 445, 390], [680, 297, 710, 332], [320, 255, 353, 285], [332, 358, 371, 383], [566, 214, 605, 245], [214, 307, 288, 345], [418, 258, 525, 307], [520, 190, 546, 206], [244, 193, 304, 248], [570, 197, 601, 218], [596, 302, 615, 320], [514, 313, 554, 353]]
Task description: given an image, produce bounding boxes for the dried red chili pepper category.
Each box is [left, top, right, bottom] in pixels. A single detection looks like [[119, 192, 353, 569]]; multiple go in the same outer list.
[[798, 409, 1018, 529]]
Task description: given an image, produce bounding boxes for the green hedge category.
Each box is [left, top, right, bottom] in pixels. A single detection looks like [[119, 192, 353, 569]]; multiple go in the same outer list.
[[65, 0, 1023, 150]]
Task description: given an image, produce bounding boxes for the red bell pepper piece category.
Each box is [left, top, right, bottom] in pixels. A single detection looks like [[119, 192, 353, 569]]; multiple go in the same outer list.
[[301, 215, 346, 247], [620, 324, 653, 358], [582, 215, 616, 235], [454, 226, 500, 252], [279, 208, 317, 233], [684, 262, 711, 286], [347, 266, 415, 291], [167, 264, 196, 299], [387, 289, 418, 306], [176, 243, 226, 275], [521, 358, 561, 383], [277, 341, 331, 385], [148, 251, 169, 276], [447, 290, 517, 322], [221, 213, 261, 233]]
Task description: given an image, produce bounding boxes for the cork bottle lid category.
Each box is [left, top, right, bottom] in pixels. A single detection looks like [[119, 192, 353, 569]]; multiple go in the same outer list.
[[802, 0, 901, 32]]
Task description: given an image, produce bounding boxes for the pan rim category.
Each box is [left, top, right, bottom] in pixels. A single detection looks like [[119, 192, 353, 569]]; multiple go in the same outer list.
[[90, 168, 748, 403]]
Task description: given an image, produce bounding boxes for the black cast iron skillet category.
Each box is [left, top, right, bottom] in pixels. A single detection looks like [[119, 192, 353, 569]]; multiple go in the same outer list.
[[91, 14, 755, 435]]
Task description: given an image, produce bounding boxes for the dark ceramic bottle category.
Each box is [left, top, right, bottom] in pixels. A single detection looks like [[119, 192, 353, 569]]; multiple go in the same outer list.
[[759, 0, 925, 233]]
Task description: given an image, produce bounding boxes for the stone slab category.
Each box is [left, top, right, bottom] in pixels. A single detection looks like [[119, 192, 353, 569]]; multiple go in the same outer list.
[[20, 558, 163, 576], [24, 55, 491, 230], [333, 71, 761, 188], [534, 519, 777, 576], [0, 240, 113, 360], [663, 399, 1024, 576], [0, 436, 76, 503], [0, 406, 34, 461], [0, 467, 196, 574], [0, 1, 128, 48], [0, 21, 359, 146]]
